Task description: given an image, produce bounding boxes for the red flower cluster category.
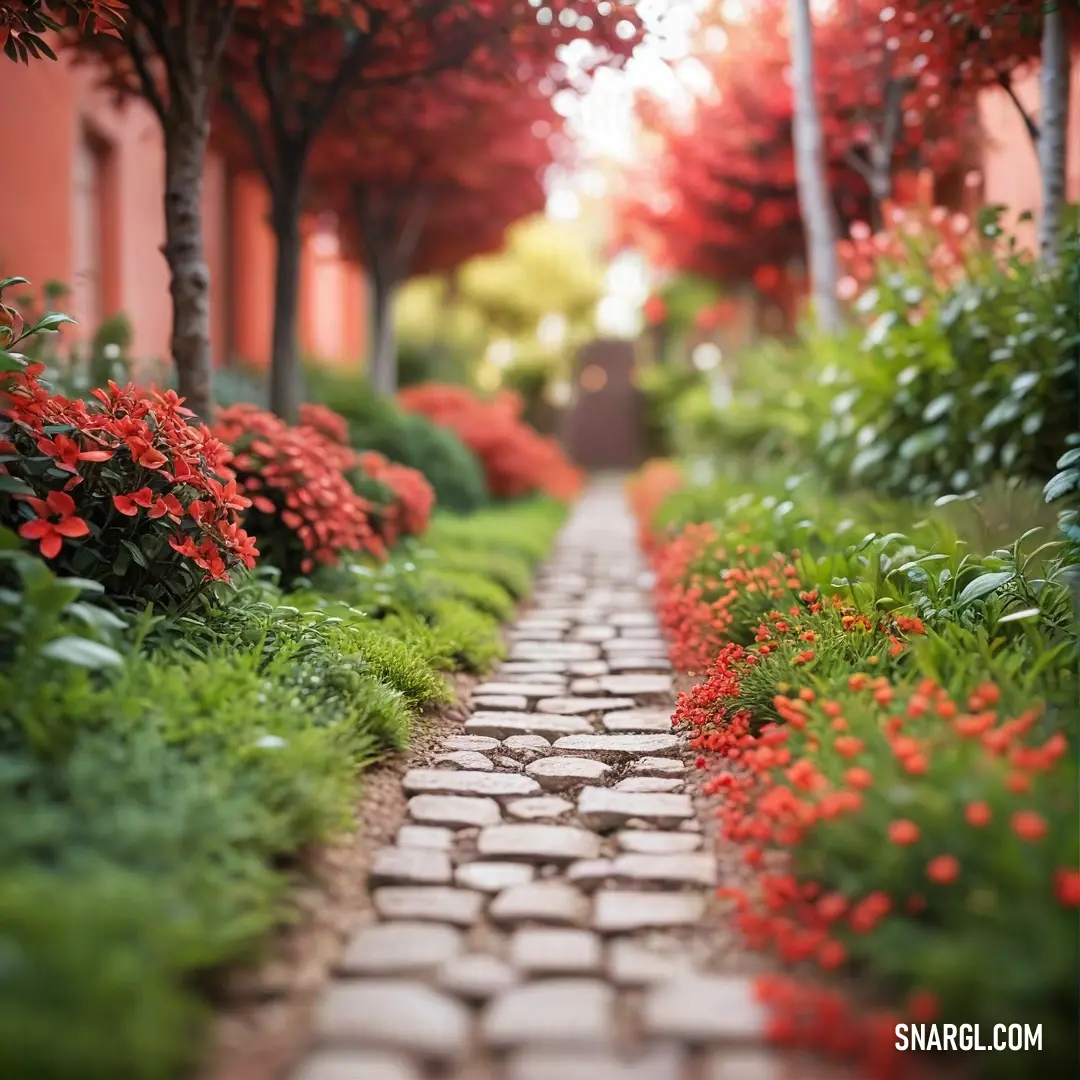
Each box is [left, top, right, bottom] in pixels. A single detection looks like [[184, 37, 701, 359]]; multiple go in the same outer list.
[[356, 450, 435, 550], [1, 365, 257, 601], [397, 384, 582, 501], [213, 403, 377, 580], [624, 458, 683, 553]]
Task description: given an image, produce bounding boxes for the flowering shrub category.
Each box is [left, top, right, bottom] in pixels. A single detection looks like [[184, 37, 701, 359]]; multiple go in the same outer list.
[[624, 458, 683, 551], [1, 363, 257, 605], [353, 450, 435, 551], [397, 383, 582, 501], [213, 404, 377, 582]]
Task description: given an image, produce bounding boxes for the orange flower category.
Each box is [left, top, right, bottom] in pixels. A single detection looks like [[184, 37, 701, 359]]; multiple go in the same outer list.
[[833, 736, 865, 760], [844, 766, 873, 789], [1011, 810, 1047, 842], [927, 855, 960, 885], [17, 490, 90, 558], [888, 819, 920, 846], [964, 801, 992, 827], [1054, 868, 1080, 908]]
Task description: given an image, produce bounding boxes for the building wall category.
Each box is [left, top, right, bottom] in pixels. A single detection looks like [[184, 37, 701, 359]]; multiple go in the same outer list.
[[0, 50, 365, 380]]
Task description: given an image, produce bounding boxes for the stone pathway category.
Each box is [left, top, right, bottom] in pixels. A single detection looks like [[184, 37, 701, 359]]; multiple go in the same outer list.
[[290, 477, 792, 1080]]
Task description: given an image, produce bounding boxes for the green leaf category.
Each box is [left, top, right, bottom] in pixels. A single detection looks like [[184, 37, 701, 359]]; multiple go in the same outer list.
[[997, 607, 1040, 624], [956, 571, 1015, 608], [0, 277, 31, 291], [31, 312, 77, 333], [39, 635, 124, 669], [120, 539, 148, 569], [1056, 447, 1080, 469], [0, 474, 34, 495], [1044, 470, 1078, 502]]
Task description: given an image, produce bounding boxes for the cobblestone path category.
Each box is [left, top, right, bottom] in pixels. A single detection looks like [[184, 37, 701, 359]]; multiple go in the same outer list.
[[291, 477, 791, 1080]]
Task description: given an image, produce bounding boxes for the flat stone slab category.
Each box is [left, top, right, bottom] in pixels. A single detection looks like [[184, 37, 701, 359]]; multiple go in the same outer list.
[[338, 921, 463, 976], [570, 677, 603, 694], [617, 831, 702, 854], [567, 858, 616, 890], [408, 794, 502, 829], [642, 976, 767, 1043], [437, 953, 519, 1000], [602, 638, 668, 655], [629, 757, 686, 777], [570, 660, 610, 677], [598, 674, 673, 696], [490, 880, 590, 926], [610, 613, 660, 628], [506, 795, 575, 820], [370, 847, 453, 886], [472, 695, 529, 711], [614, 777, 685, 793], [466, 713, 593, 741], [482, 979, 615, 1048], [478, 823, 601, 863], [510, 927, 603, 975], [441, 735, 500, 753], [315, 980, 470, 1060], [507, 1047, 686, 1080], [526, 756, 612, 791], [475, 682, 565, 699], [593, 891, 706, 933], [578, 788, 693, 830], [609, 853, 717, 887], [432, 750, 495, 772], [403, 768, 541, 802], [503, 734, 552, 752], [372, 887, 485, 927], [607, 938, 696, 986], [553, 734, 680, 759], [607, 656, 673, 673], [292, 1050, 420, 1080], [535, 696, 636, 715], [497, 662, 571, 676], [570, 625, 617, 642], [396, 825, 454, 850], [702, 1052, 795, 1080], [510, 642, 601, 662], [507, 628, 563, 641], [455, 861, 536, 893], [601, 708, 673, 734]]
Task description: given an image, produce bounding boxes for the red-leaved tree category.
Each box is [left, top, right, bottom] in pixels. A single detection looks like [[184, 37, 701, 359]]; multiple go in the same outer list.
[[0, 0, 122, 61]]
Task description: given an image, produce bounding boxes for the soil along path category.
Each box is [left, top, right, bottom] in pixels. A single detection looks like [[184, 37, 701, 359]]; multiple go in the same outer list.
[[289, 476, 795, 1080]]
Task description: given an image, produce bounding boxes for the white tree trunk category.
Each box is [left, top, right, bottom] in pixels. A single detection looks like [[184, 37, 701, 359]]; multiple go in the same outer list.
[[1038, 3, 1072, 268], [788, 0, 842, 334]]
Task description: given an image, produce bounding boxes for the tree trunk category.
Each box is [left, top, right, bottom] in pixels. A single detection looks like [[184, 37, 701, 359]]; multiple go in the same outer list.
[[369, 267, 398, 397], [788, 0, 842, 334], [268, 167, 305, 423], [162, 113, 214, 418], [1038, 3, 1071, 268]]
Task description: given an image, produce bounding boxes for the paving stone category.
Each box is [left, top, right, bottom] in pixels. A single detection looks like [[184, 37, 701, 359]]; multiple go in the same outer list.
[[506, 794, 575, 820], [408, 794, 502, 829], [570, 625, 616, 642], [570, 677, 604, 694], [482, 979, 615, 1048], [642, 976, 767, 1043], [593, 890, 706, 933], [526, 756, 612, 792], [466, 712, 593, 741], [703, 1051, 794, 1080], [455, 861, 536, 892], [607, 656, 674, 673], [569, 660, 611, 676], [337, 921, 463, 976], [477, 823, 601, 863], [403, 768, 541, 802], [502, 734, 553, 754], [617, 830, 702, 854], [610, 612, 659, 628], [510, 642, 600, 662], [291, 1050, 420, 1080], [472, 695, 530, 711], [437, 953, 520, 1000], [601, 708, 673, 734], [432, 750, 495, 772], [598, 674, 673, 696], [475, 682, 565, 699], [507, 1046, 686, 1080], [510, 927, 602, 974], [496, 755, 524, 769], [515, 618, 571, 631], [535, 696, 635, 715], [566, 858, 616, 890], [396, 825, 454, 850], [602, 638, 668, 655], [607, 938, 696, 985], [370, 847, 453, 886], [578, 788, 693, 829], [372, 887, 485, 926], [613, 776, 685, 793], [507, 628, 564, 641], [553, 734, 680, 759], [441, 734, 500, 753], [497, 661, 571, 676], [628, 756, 686, 777], [314, 980, 470, 1060], [609, 852, 717, 887], [490, 879, 590, 926], [621, 625, 664, 639]]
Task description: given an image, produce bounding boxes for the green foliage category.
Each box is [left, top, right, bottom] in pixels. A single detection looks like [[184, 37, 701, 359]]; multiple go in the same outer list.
[[306, 366, 488, 513]]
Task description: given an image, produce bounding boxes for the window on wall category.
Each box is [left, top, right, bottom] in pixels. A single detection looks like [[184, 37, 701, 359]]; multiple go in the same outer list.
[[71, 126, 109, 348]]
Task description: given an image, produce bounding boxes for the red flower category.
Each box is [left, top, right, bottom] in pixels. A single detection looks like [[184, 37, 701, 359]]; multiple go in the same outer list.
[[1053, 868, 1080, 908], [887, 819, 920, 846], [1011, 810, 1047, 843], [964, 801, 991, 827], [926, 855, 960, 885], [113, 487, 155, 516], [17, 490, 90, 558], [36, 432, 113, 473]]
